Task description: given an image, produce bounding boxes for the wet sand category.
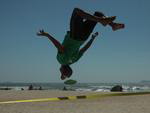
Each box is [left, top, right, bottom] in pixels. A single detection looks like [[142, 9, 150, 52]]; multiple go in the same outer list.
[[0, 90, 150, 113]]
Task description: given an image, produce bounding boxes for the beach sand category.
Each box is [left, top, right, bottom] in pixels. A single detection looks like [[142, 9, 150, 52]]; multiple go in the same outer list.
[[0, 90, 150, 113]]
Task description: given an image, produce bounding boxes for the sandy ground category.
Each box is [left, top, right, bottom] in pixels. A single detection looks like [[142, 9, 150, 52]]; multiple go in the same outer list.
[[0, 90, 150, 113]]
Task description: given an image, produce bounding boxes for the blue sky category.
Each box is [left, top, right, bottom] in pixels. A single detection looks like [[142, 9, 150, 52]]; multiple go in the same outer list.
[[0, 0, 150, 83]]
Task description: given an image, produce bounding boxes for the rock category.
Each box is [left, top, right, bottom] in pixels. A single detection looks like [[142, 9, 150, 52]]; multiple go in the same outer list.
[[111, 85, 123, 92]]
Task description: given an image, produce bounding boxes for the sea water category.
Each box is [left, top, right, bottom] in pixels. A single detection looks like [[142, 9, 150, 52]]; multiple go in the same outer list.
[[0, 82, 150, 92]]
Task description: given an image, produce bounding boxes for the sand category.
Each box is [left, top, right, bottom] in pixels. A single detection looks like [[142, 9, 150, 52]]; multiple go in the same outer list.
[[0, 90, 150, 113]]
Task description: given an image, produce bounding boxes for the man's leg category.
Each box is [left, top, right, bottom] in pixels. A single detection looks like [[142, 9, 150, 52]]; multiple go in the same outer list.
[[94, 11, 125, 31], [80, 12, 103, 40], [72, 8, 116, 26], [70, 8, 116, 41], [70, 8, 85, 40]]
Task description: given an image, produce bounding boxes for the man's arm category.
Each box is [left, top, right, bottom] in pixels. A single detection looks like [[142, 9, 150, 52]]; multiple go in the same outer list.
[[37, 30, 64, 53], [79, 32, 99, 54]]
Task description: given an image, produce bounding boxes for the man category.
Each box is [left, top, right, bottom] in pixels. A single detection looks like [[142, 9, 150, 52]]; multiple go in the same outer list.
[[37, 8, 125, 80]]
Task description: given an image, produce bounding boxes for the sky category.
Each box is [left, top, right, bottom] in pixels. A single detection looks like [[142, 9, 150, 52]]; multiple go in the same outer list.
[[0, 0, 150, 83]]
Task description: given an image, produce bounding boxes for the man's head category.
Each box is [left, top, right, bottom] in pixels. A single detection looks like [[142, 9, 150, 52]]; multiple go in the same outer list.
[[60, 65, 73, 80]]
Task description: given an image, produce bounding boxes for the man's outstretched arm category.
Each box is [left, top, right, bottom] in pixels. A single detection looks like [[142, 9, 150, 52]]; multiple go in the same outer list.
[[37, 29, 64, 53], [79, 32, 99, 54]]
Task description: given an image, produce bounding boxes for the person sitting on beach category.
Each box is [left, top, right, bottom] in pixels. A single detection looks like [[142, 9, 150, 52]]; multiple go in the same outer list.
[[37, 8, 125, 80]]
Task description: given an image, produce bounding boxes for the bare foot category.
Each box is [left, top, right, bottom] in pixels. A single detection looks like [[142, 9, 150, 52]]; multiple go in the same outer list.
[[100, 16, 116, 26], [112, 23, 125, 31]]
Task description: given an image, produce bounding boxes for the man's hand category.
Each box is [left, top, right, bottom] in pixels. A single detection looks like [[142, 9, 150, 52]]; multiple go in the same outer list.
[[79, 32, 99, 54], [37, 29, 64, 53], [91, 32, 99, 39], [37, 29, 49, 37]]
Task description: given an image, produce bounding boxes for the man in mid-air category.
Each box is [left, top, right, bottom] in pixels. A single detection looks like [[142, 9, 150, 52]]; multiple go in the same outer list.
[[37, 8, 125, 80]]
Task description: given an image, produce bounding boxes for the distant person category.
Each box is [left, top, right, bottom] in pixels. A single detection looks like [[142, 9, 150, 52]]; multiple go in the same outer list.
[[37, 8, 125, 80], [28, 84, 33, 90], [63, 86, 67, 91], [39, 86, 42, 90]]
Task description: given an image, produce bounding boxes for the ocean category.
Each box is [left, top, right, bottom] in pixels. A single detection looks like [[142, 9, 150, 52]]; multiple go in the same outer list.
[[0, 82, 150, 92]]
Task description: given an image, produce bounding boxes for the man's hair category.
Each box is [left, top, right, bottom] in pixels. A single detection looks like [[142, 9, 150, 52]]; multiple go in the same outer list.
[[63, 65, 73, 77]]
